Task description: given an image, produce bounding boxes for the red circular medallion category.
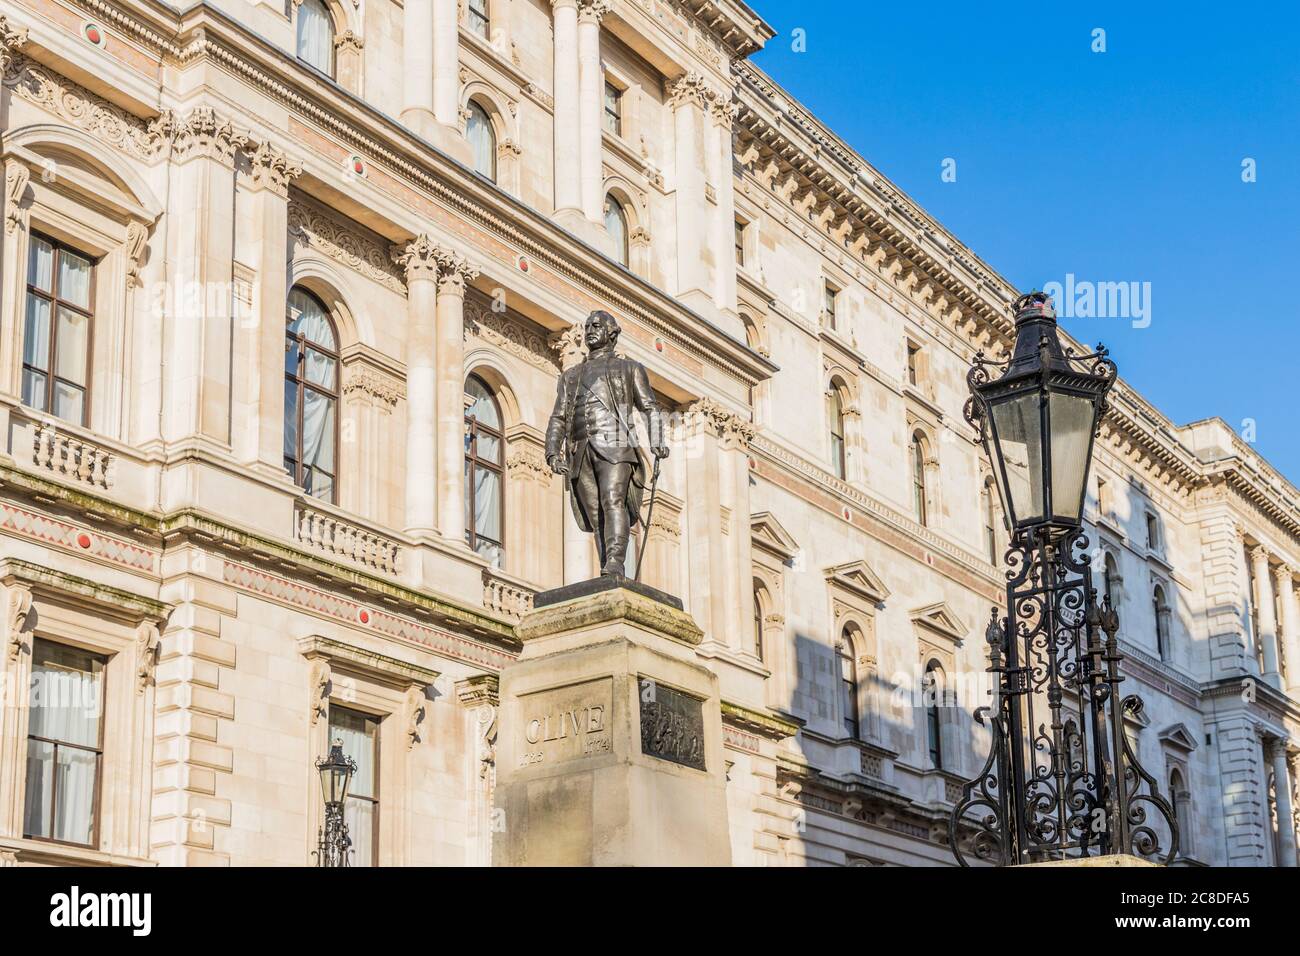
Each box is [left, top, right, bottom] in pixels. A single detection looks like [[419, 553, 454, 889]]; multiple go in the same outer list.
[[76, 532, 92, 549]]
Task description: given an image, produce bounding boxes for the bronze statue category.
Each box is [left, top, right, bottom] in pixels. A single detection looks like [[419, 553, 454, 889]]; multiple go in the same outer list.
[[546, 310, 669, 577]]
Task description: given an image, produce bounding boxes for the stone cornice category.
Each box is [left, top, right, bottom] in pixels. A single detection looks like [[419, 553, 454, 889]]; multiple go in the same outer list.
[[720, 699, 801, 740], [0, 558, 172, 623], [667, 0, 775, 61]]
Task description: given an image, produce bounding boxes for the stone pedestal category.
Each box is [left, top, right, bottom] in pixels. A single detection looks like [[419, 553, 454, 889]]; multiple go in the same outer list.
[[493, 580, 731, 866]]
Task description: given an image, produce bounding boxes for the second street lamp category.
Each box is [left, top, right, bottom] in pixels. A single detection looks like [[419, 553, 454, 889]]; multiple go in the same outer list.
[[315, 741, 357, 868], [951, 291, 1179, 866]]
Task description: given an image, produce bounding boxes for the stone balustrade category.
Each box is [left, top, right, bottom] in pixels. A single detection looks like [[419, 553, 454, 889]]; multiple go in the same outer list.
[[482, 567, 535, 621], [294, 503, 401, 576], [32, 421, 113, 489]]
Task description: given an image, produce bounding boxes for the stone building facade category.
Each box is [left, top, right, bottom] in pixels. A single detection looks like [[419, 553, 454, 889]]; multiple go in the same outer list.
[[0, 0, 1296, 867]]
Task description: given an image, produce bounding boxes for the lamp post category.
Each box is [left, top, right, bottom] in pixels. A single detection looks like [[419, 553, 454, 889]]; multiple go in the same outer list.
[[950, 291, 1178, 866], [315, 741, 356, 868]]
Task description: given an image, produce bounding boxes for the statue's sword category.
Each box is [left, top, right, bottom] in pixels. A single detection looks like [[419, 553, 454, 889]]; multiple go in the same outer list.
[[634, 454, 661, 582]]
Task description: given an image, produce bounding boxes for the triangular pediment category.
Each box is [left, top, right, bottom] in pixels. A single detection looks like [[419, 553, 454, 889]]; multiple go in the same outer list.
[[1158, 723, 1198, 753], [910, 602, 970, 646], [751, 511, 799, 561], [824, 560, 890, 606]]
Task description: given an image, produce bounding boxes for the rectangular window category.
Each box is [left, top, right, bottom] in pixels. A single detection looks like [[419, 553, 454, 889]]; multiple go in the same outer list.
[[1146, 512, 1160, 551], [24, 235, 94, 426], [603, 80, 622, 137], [328, 706, 380, 867], [24, 639, 106, 847], [823, 283, 838, 330], [734, 218, 747, 267], [906, 343, 920, 386], [468, 0, 489, 39]]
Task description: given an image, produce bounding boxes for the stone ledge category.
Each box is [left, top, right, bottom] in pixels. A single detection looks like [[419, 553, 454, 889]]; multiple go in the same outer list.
[[1024, 853, 1158, 867], [515, 585, 703, 647]]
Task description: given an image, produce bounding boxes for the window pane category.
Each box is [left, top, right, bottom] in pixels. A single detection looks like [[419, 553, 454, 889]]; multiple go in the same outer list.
[[54, 306, 90, 385], [27, 237, 53, 291], [475, 431, 501, 464], [22, 369, 47, 412], [287, 288, 337, 350], [296, 0, 334, 74], [307, 468, 334, 502], [472, 467, 501, 541], [29, 641, 104, 747], [465, 377, 501, 429], [475, 538, 504, 569], [52, 746, 98, 844], [283, 380, 299, 461], [57, 250, 93, 309], [604, 198, 628, 266], [329, 709, 377, 797], [345, 797, 376, 866], [24, 295, 51, 371], [23, 738, 53, 839], [304, 347, 336, 389], [302, 389, 335, 475], [52, 382, 84, 424], [467, 103, 496, 181]]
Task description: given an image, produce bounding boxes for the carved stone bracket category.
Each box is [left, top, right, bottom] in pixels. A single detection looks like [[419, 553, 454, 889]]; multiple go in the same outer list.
[[5, 162, 29, 234], [134, 620, 160, 694], [6, 583, 32, 662]]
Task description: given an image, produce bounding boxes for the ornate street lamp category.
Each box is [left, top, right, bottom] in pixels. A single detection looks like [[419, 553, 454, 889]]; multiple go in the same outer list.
[[950, 291, 1179, 866], [314, 740, 356, 868]]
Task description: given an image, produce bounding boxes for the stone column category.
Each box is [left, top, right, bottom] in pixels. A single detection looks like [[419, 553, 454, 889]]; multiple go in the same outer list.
[[668, 73, 711, 311], [1269, 739, 1298, 867], [393, 236, 441, 538], [721, 414, 756, 656], [402, 0, 437, 137], [1275, 565, 1300, 695], [683, 398, 728, 644], [710, 92, 739, 312], [435, 253, 479, 546], [549, 325, 594, 583], [162, 108, 246, 447], [577, 0, 610, 222], [550, 0, 583, 218], [505, 425, 558, 586], [433, 0, 459, 128], [238, 141, 302, 474], [1251, 546, 1281, 684]]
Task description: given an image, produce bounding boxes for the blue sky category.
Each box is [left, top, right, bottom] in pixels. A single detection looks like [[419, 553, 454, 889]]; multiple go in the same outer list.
[[750, 1, 1299, 482]]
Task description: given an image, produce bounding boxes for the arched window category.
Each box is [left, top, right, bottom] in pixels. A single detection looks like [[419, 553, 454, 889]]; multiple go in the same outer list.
[[752, 579, 767, 661], [296, 0, 335, 76], [911, 432, 928, 526], [827, 384, 846, 480], [1169, 767, 1191, 854], [466, 101, 497, 182], [604, 195, 629, 266], [464, 375, 504, 568], [982, 478, 998, 563], [923, 661, 944, 769], [1153, 585, 1171, 660], [1103, 552, 1121, 606], [839, 629, 860, 739], [284, 287, 339, 502], [23, 234, 94, 426]]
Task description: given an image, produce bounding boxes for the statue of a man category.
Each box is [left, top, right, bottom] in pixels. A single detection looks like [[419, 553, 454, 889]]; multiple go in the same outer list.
[[546, 310, 669, 577]]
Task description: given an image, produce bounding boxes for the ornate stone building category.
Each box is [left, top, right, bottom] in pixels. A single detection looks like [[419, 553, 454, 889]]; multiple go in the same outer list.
[[0, 0, 1295, 867]]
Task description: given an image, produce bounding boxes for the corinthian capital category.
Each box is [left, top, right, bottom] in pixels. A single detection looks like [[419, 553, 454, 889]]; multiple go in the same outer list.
[[391, 234, 442, 282], [667, 72, 713, 110], [436, 249, 480, 295], [577, 0, 612, 23], [173, 107, 250, 166], [0, 15, 29, 76], [248, 140, 304, 197]]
